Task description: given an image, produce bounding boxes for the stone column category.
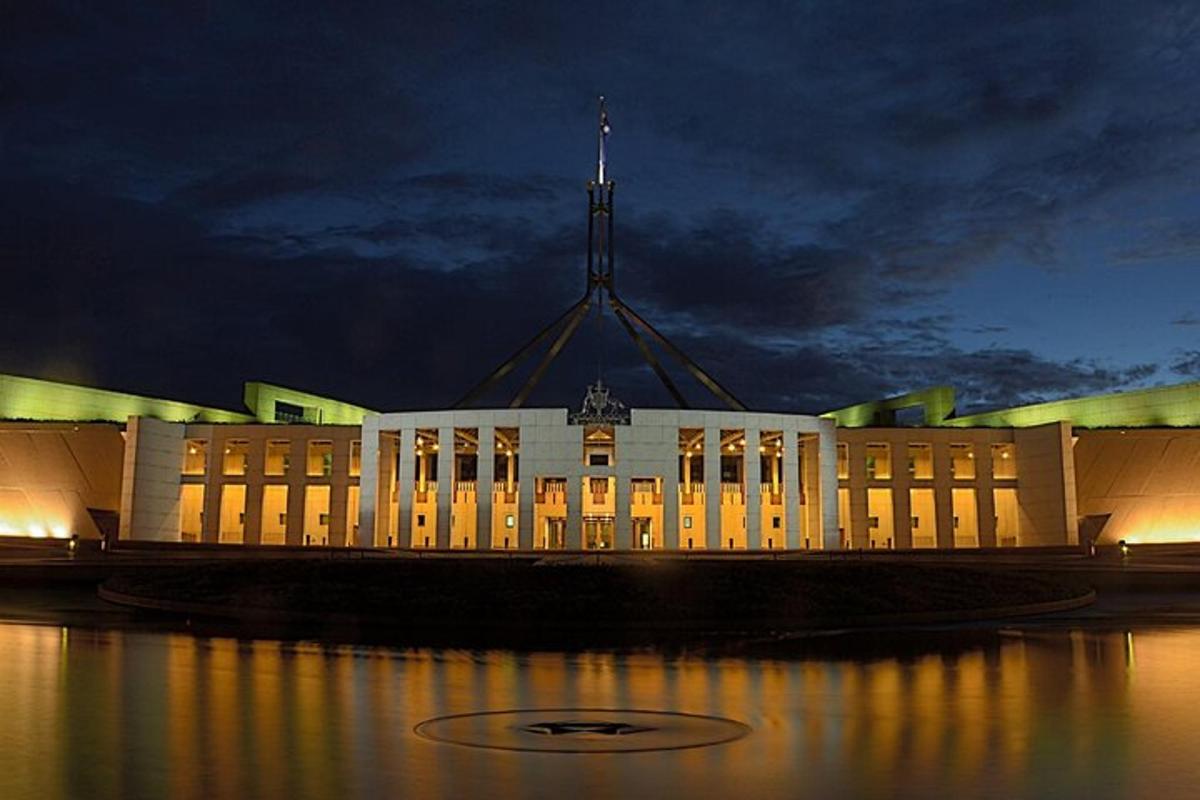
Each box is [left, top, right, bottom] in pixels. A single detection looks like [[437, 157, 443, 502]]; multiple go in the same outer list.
[[704, 425, 721, 549], [782, 427, 801, 549], [976, 443, 997, 547], [933, 439, 955, 549], [200, 432, 224, 544], [241, 438, 265, 545], [564, 476, 582, 549], [397, 427, 416, 547], [285, 477, 305, 546], [744, 426, 761, 549], [662, 459, 679, 550], [327, 436, 349, 547], [436, 426, 453, 548], [893, 481, 913, 549], [817, 420, 840, 551], [476, 424, 494, 550], [847, 438, 869, 549], [615, 427, 633, 550], [357, 416, 380, 547], [329, 484, 348, 548], [517, 425, 535, 550], [892, 439, 913, 549]]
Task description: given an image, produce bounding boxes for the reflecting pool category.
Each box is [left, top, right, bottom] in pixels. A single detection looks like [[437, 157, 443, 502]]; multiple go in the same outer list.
[[0, 621, 1198, 799]]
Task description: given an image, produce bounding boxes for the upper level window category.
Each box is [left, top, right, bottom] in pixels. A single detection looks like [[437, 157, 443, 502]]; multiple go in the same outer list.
[[349, 440, 362, 477], [907, 443, 933, 479], [183, 439, 207, 475], [836, 443, 849, 479], [265, 440, 290, 476], [583, 424, 615, 466], [991, 443, 1017, 479], [274, 401, 309, 423], [222, 440, 249, 476], [865, 443, 891, 480], [307, 440, 334, 477], [949, 443, 975, 479]]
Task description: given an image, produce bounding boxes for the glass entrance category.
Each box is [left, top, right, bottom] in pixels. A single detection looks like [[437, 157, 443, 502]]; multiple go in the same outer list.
[[542, 517, 566, 549], [632, 517, 653, 549], [583, 516, 614, 549]]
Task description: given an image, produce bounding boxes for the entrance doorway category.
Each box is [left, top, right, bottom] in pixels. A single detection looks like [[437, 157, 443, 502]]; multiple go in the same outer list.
[[633, 517, 653, 549], [542, 517, 566, 549], [584, 516, 614, 549]]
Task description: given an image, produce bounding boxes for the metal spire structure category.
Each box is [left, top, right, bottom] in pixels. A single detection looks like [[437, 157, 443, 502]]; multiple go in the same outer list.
[[455, 97, 746, 411]]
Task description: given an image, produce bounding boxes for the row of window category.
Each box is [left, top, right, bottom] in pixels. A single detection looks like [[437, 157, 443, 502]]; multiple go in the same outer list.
[[402, 427, 816, 469], [838, 486, 1022, 548], [836, 442, 1016, 481], [180, 483, 361, 545], [182, 438, 362, 478]]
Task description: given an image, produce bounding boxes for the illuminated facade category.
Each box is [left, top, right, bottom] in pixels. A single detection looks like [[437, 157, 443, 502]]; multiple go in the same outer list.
[[2, 372, 1200, 549]]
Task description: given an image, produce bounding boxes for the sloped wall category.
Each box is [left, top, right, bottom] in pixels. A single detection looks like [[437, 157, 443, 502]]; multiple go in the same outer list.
[[0, 422, 125, 539], [1075, 429, 1200, 543]]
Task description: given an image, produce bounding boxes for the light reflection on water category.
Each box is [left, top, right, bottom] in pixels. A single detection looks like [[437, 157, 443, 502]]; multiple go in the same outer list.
[[0, 623, 1198, 799]]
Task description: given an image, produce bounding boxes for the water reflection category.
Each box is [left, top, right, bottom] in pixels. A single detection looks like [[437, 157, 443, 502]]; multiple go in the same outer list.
[[0, 622, 1198, 799]]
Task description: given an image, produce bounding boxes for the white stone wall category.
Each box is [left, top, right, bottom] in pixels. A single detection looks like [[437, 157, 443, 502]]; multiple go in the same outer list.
[[119, 416, 185, 541], [358, 407, 837, 550]]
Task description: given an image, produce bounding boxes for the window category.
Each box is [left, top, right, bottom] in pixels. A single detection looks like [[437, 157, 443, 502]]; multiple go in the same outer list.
[[583, 424, 615, 466], [417, 514, 427, 527], [836, 443, 849, 479], [182, 439, 207, 475], [307, 440, 334, 477], [868, 486, 895, 550], [683, 515, 693, 529], [346, 486, 360, 546], [907, 443, 933, 479], [720, 456, 742, 483], [951, 487, 979, 547], [265, 440, 290, 476], [772, 516, 781, 529], [179, 484, 204, 540], [991, 443, 1017, 479], [349, 440, 362, 477], [303, 485, 331, 546], [274, 400, 308, 423], [218, 484, 246, 543], [222, 440, 249, 476], [949, 443, 975, 479], [505, 514, 515, 529], [910, 488, 936, 548], [994, 487, 1020, 545], [261, 485, 288, 545], [865, 443, 891, 480]]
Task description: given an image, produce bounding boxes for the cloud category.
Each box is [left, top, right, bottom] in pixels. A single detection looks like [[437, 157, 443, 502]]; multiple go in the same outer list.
[[1, 0, 1195, 415], [1171, 351, 1200, 377]]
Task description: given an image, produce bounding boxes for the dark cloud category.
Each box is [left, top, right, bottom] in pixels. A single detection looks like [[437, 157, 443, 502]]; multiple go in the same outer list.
[[1172, 351, 1200, 377], [2, 0, 1197, 414]]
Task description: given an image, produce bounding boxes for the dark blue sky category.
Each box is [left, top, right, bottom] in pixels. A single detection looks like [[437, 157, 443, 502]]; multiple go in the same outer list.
[[3, 1, 1199, 414]]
